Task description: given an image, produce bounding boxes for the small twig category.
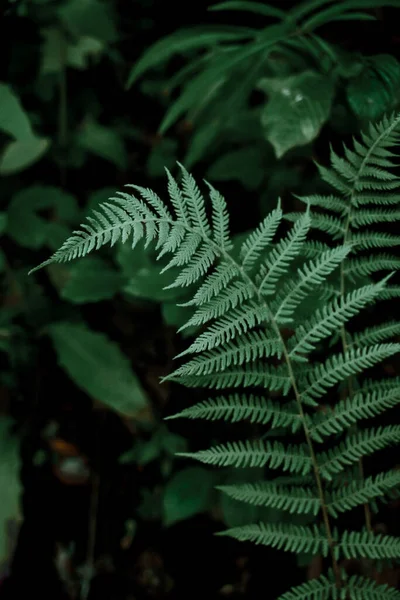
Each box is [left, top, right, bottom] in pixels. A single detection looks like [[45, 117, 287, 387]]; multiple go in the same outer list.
[[80, 470, 100, 600]]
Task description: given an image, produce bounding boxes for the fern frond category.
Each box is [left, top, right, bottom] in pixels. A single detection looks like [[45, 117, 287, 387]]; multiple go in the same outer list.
[[166, 394, 300, 429], [285, 212, 344, 239], [273, 245, 350, 325], [179, 439, 311, 474], [217, 480, 320, 515], [180, 281, 254, 328], [177, 301, 267, 355], [240, 205, 282, 271], [217, 522, 329, 556], [276, 571, 336, 600], [351, 231, 400, 250], [353, 321, 400, 347], [295, 194, 348, 214], [351, 208, 400, 228], [318, 426, 400, 480], [289, 280, 386, 359], [172, 363, 292, 392], [328, 470, 400, 517], [302, 344, 400, 402], [310, 383, 400, 439], [206, 182, 233, 252], [346, 575, 400, 599], [180, 261, 237, 307], [345, 255, 400, 280], [168, 330, 283, 377], [256, 214, 310, 296], [339, 529, 400, 560]]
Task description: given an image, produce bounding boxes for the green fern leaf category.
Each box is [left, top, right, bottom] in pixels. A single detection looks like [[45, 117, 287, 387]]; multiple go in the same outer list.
[[217, 480, 320, 515], [289, 280, 386, 359], [353, 321, 400, 347], [217, 522, 329, 556], [302, 344, 400, 402], [240, 204, 282, 271], [168, 330, 283, 378], [318, 425, 400, 480], [310, 383, 400, 439], [346, 574, 400, 599], [166, 394, 300, 429], [276, 571, 335, 600], [339, 529, 400, 560], [256, 214, 311, 296], [328, 470, 400, 517], [179, 439, 311, 474]]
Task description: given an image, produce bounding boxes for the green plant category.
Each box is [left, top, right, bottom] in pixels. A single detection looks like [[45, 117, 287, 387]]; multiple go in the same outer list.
[[31, 110, 400, 597], [127, 0, 400, 169]]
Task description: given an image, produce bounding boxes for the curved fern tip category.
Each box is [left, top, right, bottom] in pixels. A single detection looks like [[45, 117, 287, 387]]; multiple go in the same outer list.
[[28, 259, 54, 275]]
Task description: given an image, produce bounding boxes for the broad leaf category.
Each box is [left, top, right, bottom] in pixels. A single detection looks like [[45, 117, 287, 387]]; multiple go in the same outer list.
[[163, 466, 216, 526], [6, 186, 79, 249], [58, 0, 118, 43], [60, 257, 125, 304], [77, 119, 127, 169], [0, 138, 49, 175], [259, 71, 334, 158], [49, 322, 149, 418], [347, 55, 400, 120], [0, 83, 33, 140], [0, 418, 21, 566], [207, 146, 265, 190]]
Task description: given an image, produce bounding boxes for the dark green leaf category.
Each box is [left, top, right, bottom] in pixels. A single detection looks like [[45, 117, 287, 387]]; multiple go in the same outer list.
[[163, 467, 216, 526], [49, 322, 149, 418]]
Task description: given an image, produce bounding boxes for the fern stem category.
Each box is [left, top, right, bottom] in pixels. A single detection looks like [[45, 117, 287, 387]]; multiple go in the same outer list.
[[209, 245, 343, 587], [338, 113, 400, 533]]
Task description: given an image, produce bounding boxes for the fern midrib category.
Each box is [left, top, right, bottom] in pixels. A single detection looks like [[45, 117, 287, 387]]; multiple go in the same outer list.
[[204, 237, 342, 583], [338, 113, 400, 533]]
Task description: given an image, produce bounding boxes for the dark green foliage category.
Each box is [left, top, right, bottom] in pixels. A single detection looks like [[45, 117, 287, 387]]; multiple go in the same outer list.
[[35, 112, 400, 598]]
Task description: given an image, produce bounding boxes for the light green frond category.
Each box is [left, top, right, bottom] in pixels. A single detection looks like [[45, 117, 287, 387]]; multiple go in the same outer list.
[[346, 575, 400, 599], [160, 231, 202, 271], [378, 285, 400, 299], [173, 363, 291, 392], [351, 231, 400, 250], [217, 523, 329, 556], [355, 193, 400, 206], [285, 212, 344, 239], [178, 301, 267, 355], [180, 281, 254, 328], [302, 344, 400, 402], [217, 480, 320, 515], [206, 182, 233, 252], [177, 162, 211, 237], [166, 394, 300, 429], [310, 383, 400, 440], [240, 205, 282, 271], [168, 330, 283, 378], [163, 243, 219, 288], [328, 470, 400, 517], [277, 572, 336, 600], [300, 240, 332, 259], [353, 321, 400, 347], [295, 194, 348, 214], [318, 426, 400, 480], [165, 167, 190, 227], [256, 214, 311, 296], [339, 529, 400, 560], [352, 209, 400, 228], [180, 261, 237, 307], [273, 245, 350, 325], [179, 439, 311, 474], [345, 255, 400, 280], [289, 280, 387, 359]]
